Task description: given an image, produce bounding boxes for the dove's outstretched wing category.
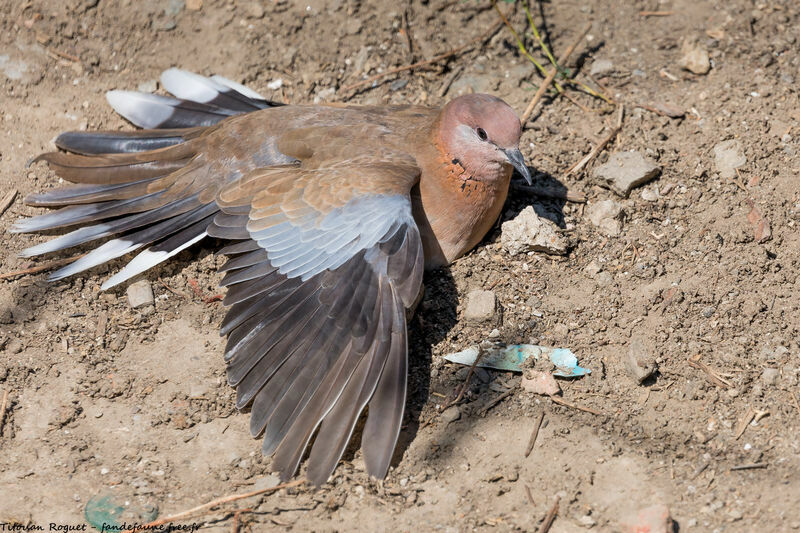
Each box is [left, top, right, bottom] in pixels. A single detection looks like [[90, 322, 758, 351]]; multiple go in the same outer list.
[[212, 135, 424, 484]]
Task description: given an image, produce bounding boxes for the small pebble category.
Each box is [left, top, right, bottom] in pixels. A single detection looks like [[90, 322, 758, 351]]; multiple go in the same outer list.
[[593, 151, 661, 197], [761, 368, 779, 386], [441, 405, 461, 424], [463, 289, 499, 324], [679, 41, 711, 74], [587, 199, 624, 236], [620, 504, 673, 533], [127, 280, 154, 309], [626, 338, 658, 384], [500, 206, 568, 256]]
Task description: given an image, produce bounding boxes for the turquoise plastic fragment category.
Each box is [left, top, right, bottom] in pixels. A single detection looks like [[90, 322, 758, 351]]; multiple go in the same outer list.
[[443, 344, 590, 377]]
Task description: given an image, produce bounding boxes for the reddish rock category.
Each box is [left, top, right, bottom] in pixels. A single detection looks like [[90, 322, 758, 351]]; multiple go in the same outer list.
[[620, 504, 674, 533]]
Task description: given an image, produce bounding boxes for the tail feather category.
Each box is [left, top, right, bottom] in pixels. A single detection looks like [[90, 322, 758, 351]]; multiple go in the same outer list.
[[160, 68, 271, 113], [17, 68, 278, 288], [24, 177, 165, 207], [55, 129, 195, 155]]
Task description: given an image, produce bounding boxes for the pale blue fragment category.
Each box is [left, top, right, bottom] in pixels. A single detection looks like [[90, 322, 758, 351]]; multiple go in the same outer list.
[[443, 344, 590, 377]]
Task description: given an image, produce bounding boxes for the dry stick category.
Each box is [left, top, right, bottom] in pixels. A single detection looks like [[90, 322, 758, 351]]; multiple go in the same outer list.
[[511, 183, 587, 203], [479, 387, 517, 416], [566, 104, 624, 175], [231, 508, 252, 533], [46, 47, 80, 62], [537, 495, 560, 533], [562, 91, 592, 114], [730, 463, 768, 472], [524, 411, 545, 458], [639, 10, 674, 16], [525, 484, 535, 506], [444, 347, 485, 410], [687, 354, 732, 389], [133, 479, 305, 531], [0, 189, 18, 218], [438, 65, 463, 98], [734, 406, 756, 440], [0, 389, 9, 436], [0, 253, 86, 280], [549, 396, 605, 416], [159, 277, 188, 298], [521, 23, 592, 124], [342, 18, 504, 92], [586, 74, 614, 102]]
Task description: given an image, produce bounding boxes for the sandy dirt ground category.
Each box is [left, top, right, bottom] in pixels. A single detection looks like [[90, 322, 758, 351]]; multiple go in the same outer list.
[[1, 0, 799, 531]]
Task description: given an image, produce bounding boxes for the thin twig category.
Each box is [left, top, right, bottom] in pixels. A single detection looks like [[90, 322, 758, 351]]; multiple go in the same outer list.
[[537, 495, 560, 533], [0, 389, 9, 436], [687, 353, 732, 388], [493, 1, 551, 80], [159, 277, 188, 298], [0, 253, 86, 280], [0, 190, 18, 218], [562, 91, 592, 114], [521, 23, 592, 124], [524, 411, 545, 458], [525, 484, 535, 506], [231, 508, 252, 533], [133, 479, 305, 531], [401, 9, 414, 59], [734, 406, 755, 440], [549, 396, 605, 416], [342, 17, 505, 92], [444, 346, 485, 409], [521, 67, 560, 124], [792, 392, 800, 417], [730, 463, 768, 472], [566, 104, 624, 175], [479, 387, 517, 416], [511, 182, 587, 203], [438, 65, 463, 98], [639, 10, 674, 17], [45, 47, 80, 63], [586, 74, 614, 102]]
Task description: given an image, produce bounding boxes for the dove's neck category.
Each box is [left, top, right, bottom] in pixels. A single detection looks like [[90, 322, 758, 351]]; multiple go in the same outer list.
[[412, 133, 512, 269]]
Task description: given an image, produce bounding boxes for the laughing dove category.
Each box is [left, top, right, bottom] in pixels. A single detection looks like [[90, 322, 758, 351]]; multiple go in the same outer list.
[[14, 69, 530, 485]]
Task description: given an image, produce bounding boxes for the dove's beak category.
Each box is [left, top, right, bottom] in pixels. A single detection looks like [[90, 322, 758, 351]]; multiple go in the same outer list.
[[503, 148, 532, 185]]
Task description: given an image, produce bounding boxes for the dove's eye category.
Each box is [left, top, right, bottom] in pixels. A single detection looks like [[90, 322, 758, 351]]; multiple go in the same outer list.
[[476, 127, 488, 141]]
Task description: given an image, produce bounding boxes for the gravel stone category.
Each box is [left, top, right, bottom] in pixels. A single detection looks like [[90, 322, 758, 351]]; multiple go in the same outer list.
[[587, 199, 624, 236], [463, 289, 499, 324], [127, 280, 154, 309], [593, 151, 661, 197], [501, 206, 568, 255]]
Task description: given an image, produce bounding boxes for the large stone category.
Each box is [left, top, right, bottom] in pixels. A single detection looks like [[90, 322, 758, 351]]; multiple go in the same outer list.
[[463, 290, 499, 324], [501, 206, 568, 256], [593, 151, 661, 197], [713, 140, 746, 179], [587, 199, 624, 236]]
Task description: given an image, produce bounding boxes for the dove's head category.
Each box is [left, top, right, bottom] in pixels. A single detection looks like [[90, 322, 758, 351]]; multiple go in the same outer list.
[[438, 94, 531, 184]]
